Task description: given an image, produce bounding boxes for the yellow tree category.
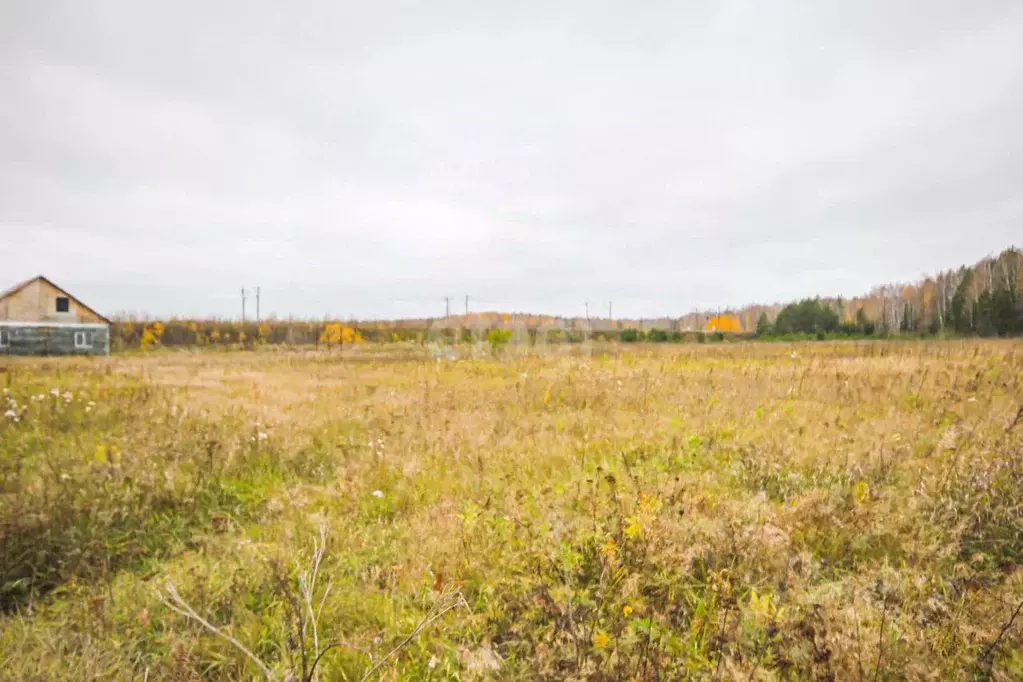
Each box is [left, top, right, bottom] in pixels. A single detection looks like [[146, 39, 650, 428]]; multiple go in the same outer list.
[[704, 314, 742, 333]]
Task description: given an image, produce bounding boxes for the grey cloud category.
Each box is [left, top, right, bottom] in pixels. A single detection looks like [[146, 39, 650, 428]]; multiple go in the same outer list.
[[2, 1, 1022, 320]]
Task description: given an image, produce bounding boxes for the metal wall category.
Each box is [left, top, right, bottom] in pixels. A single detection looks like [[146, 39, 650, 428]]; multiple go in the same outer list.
[[0, 324, 110, 356]]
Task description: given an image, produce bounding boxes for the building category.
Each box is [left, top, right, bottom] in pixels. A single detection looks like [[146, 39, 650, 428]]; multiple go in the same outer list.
[[0, 276, 110, 356]]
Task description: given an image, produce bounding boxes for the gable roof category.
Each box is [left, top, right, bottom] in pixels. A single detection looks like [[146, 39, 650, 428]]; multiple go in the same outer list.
[[0, 275, 111, 324]]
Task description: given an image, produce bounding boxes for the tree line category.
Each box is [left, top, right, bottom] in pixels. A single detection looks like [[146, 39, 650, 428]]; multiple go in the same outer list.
[[752, 248, 1022, 339], [111, 247, 1021, 349]]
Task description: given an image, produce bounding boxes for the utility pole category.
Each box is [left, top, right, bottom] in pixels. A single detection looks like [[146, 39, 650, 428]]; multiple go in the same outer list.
[[585, 301, 589, 319], [608, 301, 612, 320], [465, 294, 469, 317], [256, 287, 261, 324], [445, 296, 450, 319], [241, 286, 247, 324]]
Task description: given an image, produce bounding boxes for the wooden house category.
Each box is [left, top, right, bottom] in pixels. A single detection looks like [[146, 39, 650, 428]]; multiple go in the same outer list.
[[0, 276, 110, 356]]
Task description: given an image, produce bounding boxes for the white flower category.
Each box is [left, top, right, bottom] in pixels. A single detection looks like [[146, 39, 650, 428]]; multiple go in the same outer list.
[[62, 392, 73, 401], [3, 410, 16, 419], [967, 397, 977, 403], [50, 388, 60, 397], [257, 432, 268, 441], [87, 401, 96, 407], [85, 406, 92, 413], [790, 351, 798, 359], [371, 490, 384, 498]]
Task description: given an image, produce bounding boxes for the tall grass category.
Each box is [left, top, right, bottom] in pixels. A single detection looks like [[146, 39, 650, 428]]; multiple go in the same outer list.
[[1, 340, 1022, 679]]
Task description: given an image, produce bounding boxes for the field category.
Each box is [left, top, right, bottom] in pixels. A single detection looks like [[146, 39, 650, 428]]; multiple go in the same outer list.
[[1, 340, 1022, 680]]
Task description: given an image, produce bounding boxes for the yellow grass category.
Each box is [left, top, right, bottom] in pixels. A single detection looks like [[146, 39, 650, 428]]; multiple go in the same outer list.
[[1, 339, 1022, 680]]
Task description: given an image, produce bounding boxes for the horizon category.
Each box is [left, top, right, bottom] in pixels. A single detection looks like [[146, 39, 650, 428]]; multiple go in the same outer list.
[[23, 243, 1019, 322]]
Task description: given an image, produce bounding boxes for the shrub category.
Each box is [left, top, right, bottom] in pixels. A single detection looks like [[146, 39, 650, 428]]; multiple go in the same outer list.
[[647, 329, 669, 343], [487, 328, 513, 354], [620, 329, 643, 343]]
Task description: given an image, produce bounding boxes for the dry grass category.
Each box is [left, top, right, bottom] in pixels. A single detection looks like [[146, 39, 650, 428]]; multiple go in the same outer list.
[[1, 339, 1022, 680]]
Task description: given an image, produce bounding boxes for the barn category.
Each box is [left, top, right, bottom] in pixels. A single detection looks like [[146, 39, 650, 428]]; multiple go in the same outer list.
[[0, 276, 110, 356]]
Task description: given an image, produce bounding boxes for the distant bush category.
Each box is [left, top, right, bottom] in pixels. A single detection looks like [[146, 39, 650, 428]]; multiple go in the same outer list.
[[487, 328, 513, 354], [647, 329, 669, 343], [620, 329, 643, 343]]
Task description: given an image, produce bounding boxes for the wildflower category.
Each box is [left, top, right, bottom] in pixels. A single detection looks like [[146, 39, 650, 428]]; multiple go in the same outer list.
[[372, 490, 384, 498], [257, 432, 268, 441], [3, 410, 16, 419], [85, 406, 92, 413], [623, 604, 634, 617], [63, 392, 73, 401], [602, 538, 617, 557], [50, 388, 60, 397], [592, 631, 611, 649]]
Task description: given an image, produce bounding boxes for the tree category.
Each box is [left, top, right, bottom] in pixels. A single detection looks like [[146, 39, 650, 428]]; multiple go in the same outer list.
[[975, 287, 1018, 336], [900, 302, 917, 332], [950, 269, 974, 333], [774, 299, 839, 335], [756, 312, 773, 337]]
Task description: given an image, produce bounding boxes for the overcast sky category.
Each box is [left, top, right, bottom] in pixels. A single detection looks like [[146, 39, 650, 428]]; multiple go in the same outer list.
[[2, 1, 1022, 320]]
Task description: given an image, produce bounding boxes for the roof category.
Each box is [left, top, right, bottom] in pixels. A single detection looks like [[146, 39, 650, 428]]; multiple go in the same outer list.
[[0, 275, 111, 324]]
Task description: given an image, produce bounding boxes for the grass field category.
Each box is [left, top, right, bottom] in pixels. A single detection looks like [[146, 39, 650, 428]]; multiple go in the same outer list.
[[1, 340, 1022, 680]]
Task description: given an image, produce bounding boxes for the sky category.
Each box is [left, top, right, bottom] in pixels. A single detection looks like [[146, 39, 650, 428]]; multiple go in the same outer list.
[[2, 1, 1023, 320]]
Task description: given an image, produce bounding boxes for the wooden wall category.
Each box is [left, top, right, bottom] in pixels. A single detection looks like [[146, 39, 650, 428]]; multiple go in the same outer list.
[[0, 278, 106, 324]]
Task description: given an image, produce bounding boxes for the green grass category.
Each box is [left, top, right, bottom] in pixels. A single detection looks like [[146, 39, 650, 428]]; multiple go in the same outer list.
[[1, 340, 1022, 680]]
